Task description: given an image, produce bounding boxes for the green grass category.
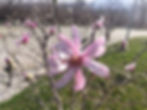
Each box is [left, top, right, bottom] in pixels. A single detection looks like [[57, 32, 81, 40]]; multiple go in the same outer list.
[[0, 38, 147, 110]]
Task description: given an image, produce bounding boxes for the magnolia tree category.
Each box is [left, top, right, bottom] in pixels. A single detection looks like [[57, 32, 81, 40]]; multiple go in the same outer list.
[[0, 17, 144, 110]]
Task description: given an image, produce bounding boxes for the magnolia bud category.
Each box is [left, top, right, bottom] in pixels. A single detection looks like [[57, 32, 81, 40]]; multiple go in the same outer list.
[[125, 62, 136, 72], [24, 19, 37, 29], [121, 40, 128, 50], [17, 33, 30, 45], [93, 16, 105, 29], [48, 26, 56, 36]]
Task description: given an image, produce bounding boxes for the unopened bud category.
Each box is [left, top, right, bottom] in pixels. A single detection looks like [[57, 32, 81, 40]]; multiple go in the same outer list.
[[47, 26, 56, 36], [93, 16, 105, 29], [24, 19, 37, 29], [17, 33, 30, 45], [121, 40, 128, 50], [125, 62, 136, 72]]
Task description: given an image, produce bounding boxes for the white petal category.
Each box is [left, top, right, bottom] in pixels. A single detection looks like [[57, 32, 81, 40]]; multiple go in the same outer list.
[[58, 52, 69, 60], [49, 54, 68, 75]]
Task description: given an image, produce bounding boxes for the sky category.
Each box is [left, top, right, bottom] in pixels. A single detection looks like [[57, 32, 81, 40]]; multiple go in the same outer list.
[[57, 0, 134, 9], [0, 0, 134, 6], [58, 0, 134, 4], [8, 0, 133, 4]]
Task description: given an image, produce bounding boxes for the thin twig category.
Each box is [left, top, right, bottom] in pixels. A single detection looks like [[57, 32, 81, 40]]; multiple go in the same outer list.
[[40, 33, 63, 110]]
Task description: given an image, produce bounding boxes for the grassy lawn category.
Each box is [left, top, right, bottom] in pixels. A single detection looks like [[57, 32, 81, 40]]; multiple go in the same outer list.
[[0, 38, 147, 110]]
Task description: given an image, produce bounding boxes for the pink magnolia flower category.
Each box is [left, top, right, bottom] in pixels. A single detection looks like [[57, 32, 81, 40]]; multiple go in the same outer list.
[[125, 62, 136, 72], [24, 19, 37, 29], [49, 26, 110, 92], [17, 33, 30, 45]]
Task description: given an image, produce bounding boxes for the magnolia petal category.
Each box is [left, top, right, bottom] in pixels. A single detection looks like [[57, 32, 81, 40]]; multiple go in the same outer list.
[[71, 25, 81, 48], [59, 34, 74, 48], [58, 52, 70, 60], [94, 46, 106, 58], [74, 69, 86, 92], [83, 37, 106, 58], [84, 59, 110, 78], [54, 43, 71, 57], [54, 67, 78, 89], [95, 36, 106, 46], [49, 54, 68, 75], [56, 34, 75, 55], [58, 34, 81, 56]]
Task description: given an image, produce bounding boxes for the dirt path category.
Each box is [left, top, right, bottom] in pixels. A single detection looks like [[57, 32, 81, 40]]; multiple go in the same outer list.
[[109, 28, 147, 44]]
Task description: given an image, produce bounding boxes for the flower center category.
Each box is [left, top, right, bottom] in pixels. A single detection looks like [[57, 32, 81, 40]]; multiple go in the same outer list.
[[68, 56, 83, 67]]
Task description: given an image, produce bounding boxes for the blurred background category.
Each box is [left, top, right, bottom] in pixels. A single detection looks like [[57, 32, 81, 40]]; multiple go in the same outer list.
[[0, 0, 147, 110], [1, 0, 147, 42], [0, 0, 147, 27]]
